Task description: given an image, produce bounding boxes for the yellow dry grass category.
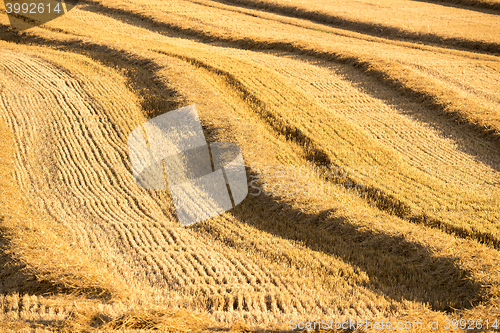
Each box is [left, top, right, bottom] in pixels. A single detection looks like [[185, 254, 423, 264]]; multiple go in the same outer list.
[[27, 0, 500, 245], [0, 102, 125, 303], [0, 0, 499, 331], [66, 0, 500, 138], [217, 0, 500, 45], [391, 0, 500, 11]]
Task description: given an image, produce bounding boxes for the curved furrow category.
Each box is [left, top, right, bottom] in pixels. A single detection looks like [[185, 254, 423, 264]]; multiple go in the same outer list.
[[197, 0, 500, 52], [249, 54, 500, 193], [148, 45, 499, 244], [12, 0, 500, 222], [2, 1, 500, 326], [399, 61, 500, 105], [73, 0, 500, 142], [41, 72, 170, 226], [191, 217, 391, 318], [154, 49, 453, 208], [0, 43, 490, 321], [103, 214, 321, 316], [413, 0, 500, 12], [0, 52, 175, 285]]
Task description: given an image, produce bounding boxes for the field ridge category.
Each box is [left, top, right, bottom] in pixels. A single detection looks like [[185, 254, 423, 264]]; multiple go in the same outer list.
[[74, 0, 500, 144], [0, 0, 499, 330], [199, 0, 500, 54], [153, 48, 500, 250]]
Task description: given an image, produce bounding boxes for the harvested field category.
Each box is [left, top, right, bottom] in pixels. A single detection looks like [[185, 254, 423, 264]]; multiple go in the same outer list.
[[0, 0, 499, 331]]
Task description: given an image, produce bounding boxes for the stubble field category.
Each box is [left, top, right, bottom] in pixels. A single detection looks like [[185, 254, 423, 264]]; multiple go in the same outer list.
[[0, 0, 499, 331]]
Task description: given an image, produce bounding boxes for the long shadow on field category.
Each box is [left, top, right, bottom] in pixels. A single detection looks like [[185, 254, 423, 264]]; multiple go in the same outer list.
[[291, 53, 500, 175], [205, 0, 500, 54], [0, 26, 186, 296], [79, 0, 500, 62], [0, 21, 486, 313], [227, 186, 484, 313], [77, 2, 500, 147], [411, 0, 500, 14], [77, 0, 500, 154], [74, 1, 500, 167], [0, 24, 188, 219], [0, 26, 184, 122], [0, 224, 112, 299]]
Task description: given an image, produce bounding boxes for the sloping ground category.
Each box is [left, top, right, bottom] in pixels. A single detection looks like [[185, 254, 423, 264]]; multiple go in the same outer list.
[[422, 0, 500, 10], [0, 42, 417, 329], [0, 44, 248, 331], [76, 0, 500, 142], [212, 0, 500, 46], [52, 0, 500, 246], [0, 0, 499, 330]]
